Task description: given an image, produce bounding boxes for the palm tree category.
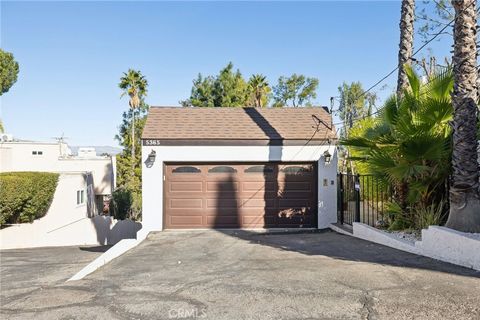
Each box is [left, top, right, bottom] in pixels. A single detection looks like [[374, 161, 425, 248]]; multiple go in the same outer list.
[[343, 66, 454, 227], [445, 0, 480, 232], [248, 74, 270, 107], [397, 0, 415, 97], [119, 69, 148, 172]]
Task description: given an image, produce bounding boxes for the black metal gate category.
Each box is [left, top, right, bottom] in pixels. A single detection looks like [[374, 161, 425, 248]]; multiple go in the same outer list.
[[337, 173, 393, 227]]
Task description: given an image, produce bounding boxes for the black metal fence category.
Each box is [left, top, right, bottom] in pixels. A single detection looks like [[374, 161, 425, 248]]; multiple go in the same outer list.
[[337, 173, 393, 227]]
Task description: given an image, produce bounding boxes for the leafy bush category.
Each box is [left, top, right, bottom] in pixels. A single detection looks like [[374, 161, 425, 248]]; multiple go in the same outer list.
[[109, 187, 132, 220], [109, 186, 141, 221], [0, 172, 59, 225]]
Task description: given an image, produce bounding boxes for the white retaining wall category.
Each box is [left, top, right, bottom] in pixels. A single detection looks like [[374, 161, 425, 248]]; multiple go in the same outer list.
[[417, 226, 480, 271], [346, 223, 480, 271]]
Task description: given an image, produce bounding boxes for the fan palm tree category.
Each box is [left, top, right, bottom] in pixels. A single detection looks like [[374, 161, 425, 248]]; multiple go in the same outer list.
[[397, 0, 415, 97], [445, 0, 480, 232], [343, 66, 454, 215], [119, 69, 148, 171], [248, 74, 270, 107]]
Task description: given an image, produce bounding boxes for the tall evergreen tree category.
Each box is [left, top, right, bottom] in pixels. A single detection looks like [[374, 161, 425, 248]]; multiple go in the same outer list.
[[183, 62, 249, 107], [212, 63, 249, 107]]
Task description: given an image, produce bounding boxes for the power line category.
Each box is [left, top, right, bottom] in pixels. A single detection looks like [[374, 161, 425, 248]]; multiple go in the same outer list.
[[334, 51, 479, 130], [333, 0, 478, 130]]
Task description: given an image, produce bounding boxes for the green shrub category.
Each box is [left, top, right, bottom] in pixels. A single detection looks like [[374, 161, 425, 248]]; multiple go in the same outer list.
[[385, 201, 413, 231], [109, 187, 132, 220], [413, 201, 446, 230], [110, 172, 142, 221], [0, 172, 59, 225]]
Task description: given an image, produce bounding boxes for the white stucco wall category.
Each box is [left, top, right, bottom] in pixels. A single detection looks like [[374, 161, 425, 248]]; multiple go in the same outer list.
[[0, 173, 141, 249], [142, 144, 338, 231], [0, 142, 115, 195], [417, 226, 480, 270], [344, 223, 480, 271]]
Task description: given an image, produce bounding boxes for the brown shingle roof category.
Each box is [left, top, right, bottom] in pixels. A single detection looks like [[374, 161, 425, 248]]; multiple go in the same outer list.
[[142, 107, 337, 144]]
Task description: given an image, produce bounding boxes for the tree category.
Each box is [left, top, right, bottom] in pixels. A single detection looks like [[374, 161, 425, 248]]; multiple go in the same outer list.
[[183, 74, 215, 107], [183, 62, 250, 107], [247, 74, 271, 107], [337, 81, 377, 137], [118, 69, 148, 171], [445, 0, 480, 233], [0, 120, 4, 133], [343, 66, 454, 230], [0, 49, 19, 96], [273, 74, 319, 107], [212, 62, 249, 107], [397, 0, 415, 97], [113, 101, 149, 220], [416, 0, 454, 42]]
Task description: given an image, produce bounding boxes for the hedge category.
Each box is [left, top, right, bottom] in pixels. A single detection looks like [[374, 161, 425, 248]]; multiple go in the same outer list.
[[0, 172, 59, 226]]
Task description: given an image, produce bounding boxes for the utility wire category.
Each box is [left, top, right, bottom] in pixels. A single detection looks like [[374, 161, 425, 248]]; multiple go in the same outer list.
[[333, 0, 478, 130]]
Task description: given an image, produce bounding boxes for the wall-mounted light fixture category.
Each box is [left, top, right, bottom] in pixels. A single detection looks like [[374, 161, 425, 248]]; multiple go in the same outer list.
[[144, 150, 156, 168], [323, 150, 332, 165]]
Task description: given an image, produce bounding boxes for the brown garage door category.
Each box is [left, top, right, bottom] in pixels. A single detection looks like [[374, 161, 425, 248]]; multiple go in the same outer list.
[[164, 163, 317, 229]]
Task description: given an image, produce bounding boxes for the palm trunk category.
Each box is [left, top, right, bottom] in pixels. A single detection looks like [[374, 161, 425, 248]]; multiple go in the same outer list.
[[395, 0, 415, 213], [131, 110, 135, 175], [446, 0, 480, 232], [396, 0, 415, 98]]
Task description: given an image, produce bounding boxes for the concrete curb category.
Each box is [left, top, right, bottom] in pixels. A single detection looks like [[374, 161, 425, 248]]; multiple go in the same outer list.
[[67, 230, 150, 281]]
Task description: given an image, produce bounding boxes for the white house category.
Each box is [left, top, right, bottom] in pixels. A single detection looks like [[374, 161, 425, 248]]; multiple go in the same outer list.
[[0, 137, 116, 212], [141, 107, 338, 232], [0, 136, 134, 249]]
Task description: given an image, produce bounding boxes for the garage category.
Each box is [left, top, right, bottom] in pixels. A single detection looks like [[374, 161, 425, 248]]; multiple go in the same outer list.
[[141, 107, 338, 231], [164, 162, 317, 229]]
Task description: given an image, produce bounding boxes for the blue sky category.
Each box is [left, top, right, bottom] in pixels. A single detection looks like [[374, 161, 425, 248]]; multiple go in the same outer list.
[[1, 1, 452, 146]]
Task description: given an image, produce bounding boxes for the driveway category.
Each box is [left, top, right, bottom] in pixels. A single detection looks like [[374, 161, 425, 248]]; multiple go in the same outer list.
[[1, 230, 479, 320], [0, 246, 108, 315]]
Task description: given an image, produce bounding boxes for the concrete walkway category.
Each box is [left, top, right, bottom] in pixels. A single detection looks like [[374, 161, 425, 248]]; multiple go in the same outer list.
[[1, 230, 479, 319]]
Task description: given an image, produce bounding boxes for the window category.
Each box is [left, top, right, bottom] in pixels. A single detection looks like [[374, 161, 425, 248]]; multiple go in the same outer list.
[[208, 166, 237, 174], [32, 150, 43, 155], [281, 166, 312, 175], [76, 190, 85, 205], [38, 151, 43, 155], [172, 166, 201, 174], [32, 151, 37, 155], [244, 165, 274, 174]]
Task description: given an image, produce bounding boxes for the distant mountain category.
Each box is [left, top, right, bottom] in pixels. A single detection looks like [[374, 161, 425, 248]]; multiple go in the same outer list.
[[70, 146, 122, 156]]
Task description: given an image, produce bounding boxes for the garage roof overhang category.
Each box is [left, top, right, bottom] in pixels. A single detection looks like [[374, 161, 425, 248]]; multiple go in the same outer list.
[[142, 106, 338, 147]]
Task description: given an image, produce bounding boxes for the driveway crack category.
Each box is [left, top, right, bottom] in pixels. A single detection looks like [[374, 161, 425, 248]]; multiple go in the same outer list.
[[359, 290, 376, 320]]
